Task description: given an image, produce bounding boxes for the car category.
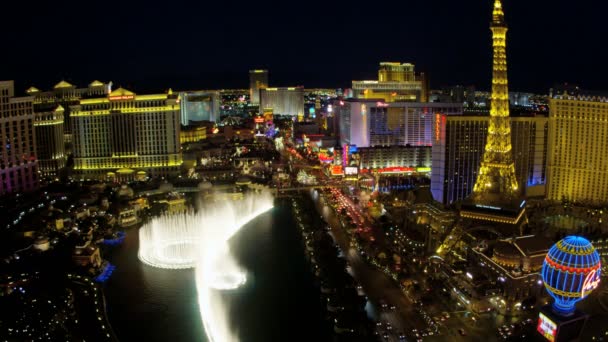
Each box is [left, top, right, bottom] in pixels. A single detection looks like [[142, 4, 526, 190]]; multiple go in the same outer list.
[[458, 329, 467, 336], [389, 304, 397, 311], [382, 332, 390, 340]]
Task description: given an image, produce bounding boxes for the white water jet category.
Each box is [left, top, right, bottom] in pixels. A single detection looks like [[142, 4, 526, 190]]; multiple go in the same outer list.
[[138, 191, 274, 342], [138, 213, 202, 269]]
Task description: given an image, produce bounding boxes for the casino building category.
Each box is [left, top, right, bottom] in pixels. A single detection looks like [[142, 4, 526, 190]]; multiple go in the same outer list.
[[470, 235, 552, 310], [357, 145, 431, 171], [27, 80, 111, 139], [34, 105, 66, 177], [0, 81, 38, 194], [259, 87, 304, 117], [335, 98, 463, 148], [431, 114, 548, 205], [70, 88, 182, 180], [352, 62, 429, 102], [547, 94, 608, 204]]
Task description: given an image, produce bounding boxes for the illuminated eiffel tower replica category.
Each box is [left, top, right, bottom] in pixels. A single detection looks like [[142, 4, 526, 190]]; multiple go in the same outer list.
[[437, 0, 526, 257]]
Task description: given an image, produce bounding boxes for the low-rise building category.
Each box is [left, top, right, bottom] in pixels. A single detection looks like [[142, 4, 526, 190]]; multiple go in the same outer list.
[[470, 235, 552, 311]]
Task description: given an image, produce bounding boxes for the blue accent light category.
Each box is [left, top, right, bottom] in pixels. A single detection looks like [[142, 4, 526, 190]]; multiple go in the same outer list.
[[95, 263, 116, 283], [102, 231, 126, 246], [540, 236, 601, 316]]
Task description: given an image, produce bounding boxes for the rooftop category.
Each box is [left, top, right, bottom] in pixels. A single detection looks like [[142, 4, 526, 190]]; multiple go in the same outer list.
[[54, 80, 74, 89]]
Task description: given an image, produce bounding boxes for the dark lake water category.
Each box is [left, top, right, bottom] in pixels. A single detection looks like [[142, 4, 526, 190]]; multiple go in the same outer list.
[[104, 200, 332, 342]]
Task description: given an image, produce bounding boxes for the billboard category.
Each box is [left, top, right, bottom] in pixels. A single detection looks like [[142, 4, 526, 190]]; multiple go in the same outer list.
[[330, 165, 343, 176], [344, 167, 358, 175], [537, 313, 556, 342], [378, 167, 415, 174]]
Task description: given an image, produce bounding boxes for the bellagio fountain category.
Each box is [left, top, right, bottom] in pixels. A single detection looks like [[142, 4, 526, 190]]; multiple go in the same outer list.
[[138, 191, 274, 342]]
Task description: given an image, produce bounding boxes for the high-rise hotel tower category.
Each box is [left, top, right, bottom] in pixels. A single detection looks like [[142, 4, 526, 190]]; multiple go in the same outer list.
[[0, 81, 38, 194], [249, 70, 268, 105], [547, 94, 608, 203], [70, 88, 181, 180]]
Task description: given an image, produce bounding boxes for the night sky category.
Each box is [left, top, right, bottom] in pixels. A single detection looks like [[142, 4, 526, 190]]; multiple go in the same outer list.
[[1, 0, 607, 94]]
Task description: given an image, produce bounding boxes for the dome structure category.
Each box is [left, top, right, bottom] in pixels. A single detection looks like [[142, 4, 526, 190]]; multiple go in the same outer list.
[[541, 236, 601, 316], [492, 241, 520, 268], [117, 184, 134, 198]]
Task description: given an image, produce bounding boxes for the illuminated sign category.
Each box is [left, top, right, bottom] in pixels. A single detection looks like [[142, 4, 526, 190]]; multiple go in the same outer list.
[[376, 102, 389, 107], [581, 268, 601, 297], [475, 204, 502, 210], [344, 167, 358, 175], [348, 145, 358, 153], [537, 313, 556, 342], [416, 167, 431, 173], [330, 165, 343, 176], [377, 167, 415, 174], [254, 117, 264, 123], [318, 153, 333, 163], [435, 114, 441, 142], [109, 95, 134, 101]]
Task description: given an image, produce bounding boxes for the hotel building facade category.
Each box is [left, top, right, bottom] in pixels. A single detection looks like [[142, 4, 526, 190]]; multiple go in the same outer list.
[[260, 86, 304, 117], [0, 81, 39, 194], [352, 62, 429, 102], [547, 95, 608, 204], [249, 69, 268, 105], [27, 80, 111, 138], [179, 91, 220, 125], [431, 114, 548, 205], [33, 104, 66, 177], [336, 98, 463, 148], [70, 88, 181, 180]]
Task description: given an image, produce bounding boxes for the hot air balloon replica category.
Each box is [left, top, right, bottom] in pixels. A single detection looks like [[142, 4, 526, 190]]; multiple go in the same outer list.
[[537, 236, 601, 341]]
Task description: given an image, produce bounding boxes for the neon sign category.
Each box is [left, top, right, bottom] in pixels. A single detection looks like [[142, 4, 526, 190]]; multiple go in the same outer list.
[[475, 204, 502, 210], [536, 313, 556, 342], [318, 153, 333, 163], [330, 165, 343, 176], [109, 95, 134, 101], [344, 167, 358, 175], [376, 102, 389, 107], [581, 268, 601, 297], [435, 114, 441, 142], [254, 117, 264, 123], [377, 167, 414, 174]]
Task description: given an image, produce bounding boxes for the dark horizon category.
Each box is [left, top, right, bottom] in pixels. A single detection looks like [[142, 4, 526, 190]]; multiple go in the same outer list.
[[2, 0, 608, 95]]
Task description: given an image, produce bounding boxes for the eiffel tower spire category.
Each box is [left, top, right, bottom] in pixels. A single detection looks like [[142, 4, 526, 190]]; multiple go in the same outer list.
[[471, 0, 520, 203]]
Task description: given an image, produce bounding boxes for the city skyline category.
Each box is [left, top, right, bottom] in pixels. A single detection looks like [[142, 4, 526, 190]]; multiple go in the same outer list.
[[2, 0, 608, 93]]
